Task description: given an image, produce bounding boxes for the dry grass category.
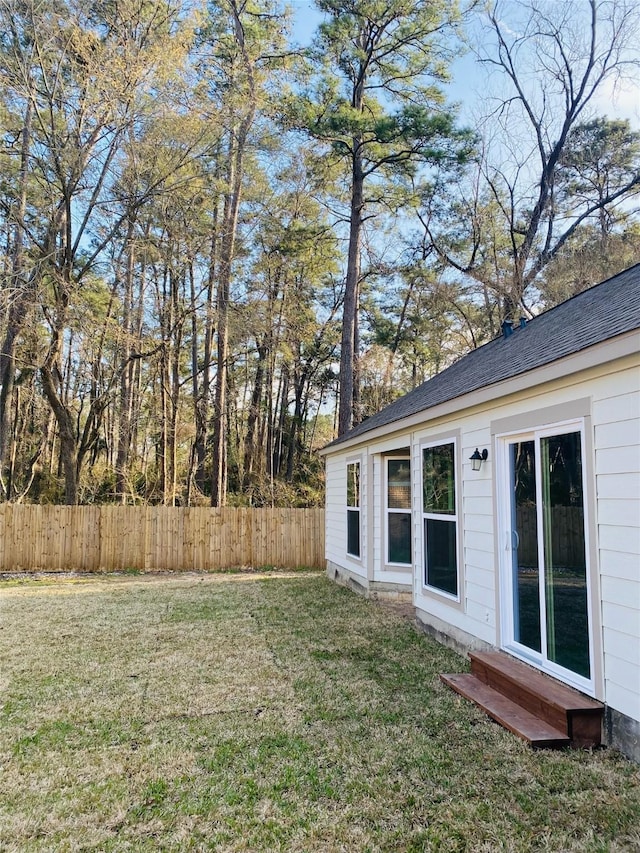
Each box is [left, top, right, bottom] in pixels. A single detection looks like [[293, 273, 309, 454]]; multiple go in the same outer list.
[[0, 572, 638, 852]]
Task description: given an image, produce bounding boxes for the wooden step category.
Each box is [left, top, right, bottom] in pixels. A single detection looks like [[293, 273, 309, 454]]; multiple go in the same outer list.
[[469, 651, 603, 747], [440, 673, 571, 749]]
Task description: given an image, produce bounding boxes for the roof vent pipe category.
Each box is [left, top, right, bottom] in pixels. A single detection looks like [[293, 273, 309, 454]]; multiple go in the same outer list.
[[502, 320, 513, 338]]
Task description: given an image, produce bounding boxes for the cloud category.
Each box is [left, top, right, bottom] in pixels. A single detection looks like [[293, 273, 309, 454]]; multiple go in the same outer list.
[[592, 76, 640, 125]]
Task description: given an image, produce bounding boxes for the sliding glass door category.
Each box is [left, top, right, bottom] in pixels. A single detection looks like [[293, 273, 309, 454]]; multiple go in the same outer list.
[[501, 423, 592, 689]]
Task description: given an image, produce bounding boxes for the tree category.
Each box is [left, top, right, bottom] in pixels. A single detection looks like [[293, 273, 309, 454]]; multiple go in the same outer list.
[[238, 154, 341, 498], [0, 94, 33, 493], [0, 0, 197, 503], [539, 221, 640, 307], [556, 118, 640, 238], [296, 0, 471, 435], [0, 0, 345, 506], [199, 0, 289, 507], [422, 0, 640, 319], [364, 261, 487, 404]]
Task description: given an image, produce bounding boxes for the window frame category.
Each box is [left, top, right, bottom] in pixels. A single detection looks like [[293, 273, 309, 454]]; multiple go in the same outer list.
[[421, 437, 460, 601], [384, 456, 412, 567], [346, 459, 361, 559]]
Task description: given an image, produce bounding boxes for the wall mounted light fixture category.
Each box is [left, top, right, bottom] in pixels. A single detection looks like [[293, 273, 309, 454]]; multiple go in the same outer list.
[[470, 448, 488, 472]]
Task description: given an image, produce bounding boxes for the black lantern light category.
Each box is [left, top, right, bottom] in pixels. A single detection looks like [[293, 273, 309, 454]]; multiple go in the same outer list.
[[470, 448, 488, 471]]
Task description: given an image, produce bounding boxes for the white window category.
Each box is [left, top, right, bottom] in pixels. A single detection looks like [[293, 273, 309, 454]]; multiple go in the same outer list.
[[386, 458, 411, 564], [422, 440, 458, 596], [346, 461, 361, 558]]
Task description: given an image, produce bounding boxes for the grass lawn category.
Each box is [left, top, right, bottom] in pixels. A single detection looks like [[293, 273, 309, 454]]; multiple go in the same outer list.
[[1, 572, 638, 852]]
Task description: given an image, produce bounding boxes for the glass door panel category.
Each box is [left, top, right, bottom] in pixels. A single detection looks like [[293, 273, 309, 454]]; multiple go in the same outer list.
[[541, 432, 590, 678], [510, 440, 541, 653]]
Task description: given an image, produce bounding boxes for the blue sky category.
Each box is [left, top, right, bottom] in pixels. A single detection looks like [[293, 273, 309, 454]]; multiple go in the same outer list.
[[289, 0, 322, 44]]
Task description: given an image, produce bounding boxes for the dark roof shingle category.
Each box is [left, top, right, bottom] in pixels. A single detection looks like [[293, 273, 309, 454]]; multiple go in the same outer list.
[[328, 263, 640, 448]]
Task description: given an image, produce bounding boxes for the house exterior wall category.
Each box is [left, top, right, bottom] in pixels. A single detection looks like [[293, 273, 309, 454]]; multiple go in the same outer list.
[[323, 348, 640, 758], [592, 366, 640, 740]]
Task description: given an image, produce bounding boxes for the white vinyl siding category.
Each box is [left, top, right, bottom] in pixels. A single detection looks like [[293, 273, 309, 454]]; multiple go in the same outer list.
[[597, 471, 640, 499], [594, 383, 640, 721], [325, 452, 367, 580], [324, 454, 344, 565]]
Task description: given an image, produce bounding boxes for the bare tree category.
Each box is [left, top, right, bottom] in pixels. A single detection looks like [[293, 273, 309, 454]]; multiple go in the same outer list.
[[204, 0, 288, 506], [423, 0, 640, 319], [0, 0, 194, 503]]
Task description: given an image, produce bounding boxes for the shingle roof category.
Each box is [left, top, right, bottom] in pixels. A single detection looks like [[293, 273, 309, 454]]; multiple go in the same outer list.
[[327, 263, 640, 449]]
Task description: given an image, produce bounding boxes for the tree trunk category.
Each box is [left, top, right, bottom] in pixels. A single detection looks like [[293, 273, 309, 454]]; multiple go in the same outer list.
[[40, 357, 78, 505], [211, 3, 257, 506], [210, 173, 235, 507], [338, 141, 364, 436], [115, 220, 136, 502], [0, 99, 33, 485], [243, 341, 267, 488], [286, 366, 307, 482], [168, 268, 182, 505], [195, 225, 218, 494]]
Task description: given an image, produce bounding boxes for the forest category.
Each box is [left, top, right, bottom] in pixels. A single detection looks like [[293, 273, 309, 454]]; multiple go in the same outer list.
[[0, 0, 638, 507]]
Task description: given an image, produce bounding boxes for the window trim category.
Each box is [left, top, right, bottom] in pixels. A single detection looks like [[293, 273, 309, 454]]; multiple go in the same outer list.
[[346, 459, 361, 560], [421, 437, 461, 602], [384, 455, 412, 567]]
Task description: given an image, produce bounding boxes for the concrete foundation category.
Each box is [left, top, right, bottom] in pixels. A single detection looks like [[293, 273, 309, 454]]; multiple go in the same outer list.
[[414, 608, 493, 657], [605, 706, 640, 764], [326, 560, 412, 602]]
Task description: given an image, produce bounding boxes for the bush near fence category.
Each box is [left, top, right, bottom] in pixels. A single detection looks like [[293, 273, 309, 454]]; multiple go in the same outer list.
[[0, 506, 325, 573]]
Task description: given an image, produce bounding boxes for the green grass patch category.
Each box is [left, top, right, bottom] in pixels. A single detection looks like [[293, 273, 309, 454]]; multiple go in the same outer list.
[[0, 574, 638, 851]]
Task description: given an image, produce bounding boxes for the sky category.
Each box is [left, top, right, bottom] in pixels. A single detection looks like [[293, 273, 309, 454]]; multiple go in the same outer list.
[[289, 0, 322, 44]]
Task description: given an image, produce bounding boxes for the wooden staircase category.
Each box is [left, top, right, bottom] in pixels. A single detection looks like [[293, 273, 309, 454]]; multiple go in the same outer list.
[[441, 651, 603, 749]]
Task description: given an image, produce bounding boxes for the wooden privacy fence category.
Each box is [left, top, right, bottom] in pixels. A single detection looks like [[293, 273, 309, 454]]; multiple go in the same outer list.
[[0, 506, 325, 573], [516, 505, 586, 569]]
